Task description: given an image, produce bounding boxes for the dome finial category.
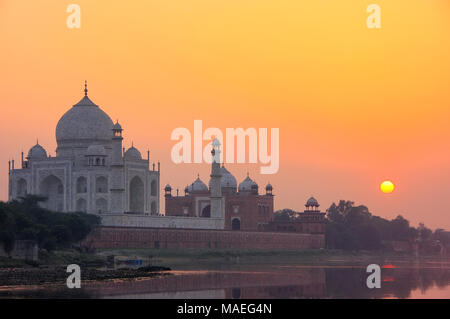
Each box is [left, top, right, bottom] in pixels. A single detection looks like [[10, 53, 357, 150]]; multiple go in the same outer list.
[[84, 80, 88, 96]]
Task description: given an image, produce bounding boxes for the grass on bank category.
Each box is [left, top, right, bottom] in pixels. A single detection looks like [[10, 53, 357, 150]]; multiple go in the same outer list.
[[0, 249, 106, 269]]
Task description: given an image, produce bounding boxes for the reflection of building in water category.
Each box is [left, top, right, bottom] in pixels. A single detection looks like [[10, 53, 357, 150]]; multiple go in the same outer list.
[[225, 284, 326, 299], [85, 268, 326, 299]]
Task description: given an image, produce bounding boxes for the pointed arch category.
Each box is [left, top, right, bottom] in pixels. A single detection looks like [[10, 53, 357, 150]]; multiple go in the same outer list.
[[129, 176, 144, 213], [40, 175, 64, 212], [17, 178, 27, 197], [76, 176, 87, 193], [150, 180, 157, 196], [231, 218, 241, 231], [201, 205, 211, 218], [96, 176, 108, 193]]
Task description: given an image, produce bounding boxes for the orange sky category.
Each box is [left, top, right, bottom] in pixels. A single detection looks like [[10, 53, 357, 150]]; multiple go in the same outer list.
[[1, 0, 449, 228]]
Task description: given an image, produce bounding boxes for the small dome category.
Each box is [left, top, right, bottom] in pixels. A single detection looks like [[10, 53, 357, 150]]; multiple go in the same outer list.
[[266, 183, 273, 190], [209, 165, 237, 190], [187, 177, 208, 193], [306, 196, 319, 207], [113, 121, 122, 131], [238, 175, 258, 192], [27, 143, 47, 159], [164, 184, 172, 191], [124, 146, 142, 160], [86, 144, 106, 156]]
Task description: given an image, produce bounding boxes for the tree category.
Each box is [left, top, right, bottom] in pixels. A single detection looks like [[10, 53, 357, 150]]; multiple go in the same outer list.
[[273, 209, 299, 221], [0, 195, 100, 252]]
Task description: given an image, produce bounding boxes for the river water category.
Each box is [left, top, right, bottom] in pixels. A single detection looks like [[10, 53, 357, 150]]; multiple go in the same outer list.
[[1, 260, 449, 299]]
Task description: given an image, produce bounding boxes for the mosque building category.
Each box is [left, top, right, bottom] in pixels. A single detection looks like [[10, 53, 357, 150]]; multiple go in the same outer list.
[[8, 83, 160, 215], [164, 167, 274, 231]]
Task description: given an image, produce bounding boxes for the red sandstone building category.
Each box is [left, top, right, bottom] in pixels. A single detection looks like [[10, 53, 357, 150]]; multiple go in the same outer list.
[[267, 197, 326, 234], [164, 165, 325, 234]]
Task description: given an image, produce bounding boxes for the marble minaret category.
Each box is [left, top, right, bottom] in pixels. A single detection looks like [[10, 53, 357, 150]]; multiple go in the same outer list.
[[209, 138, 223, 218]]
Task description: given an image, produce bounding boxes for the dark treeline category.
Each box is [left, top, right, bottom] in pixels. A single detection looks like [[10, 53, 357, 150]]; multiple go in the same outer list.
[[275, 200, 450, 253], [0, 195, 100, 254]]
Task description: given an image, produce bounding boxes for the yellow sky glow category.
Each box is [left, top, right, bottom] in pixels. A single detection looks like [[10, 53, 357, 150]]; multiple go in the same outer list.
[[1, 0, 449, 228]]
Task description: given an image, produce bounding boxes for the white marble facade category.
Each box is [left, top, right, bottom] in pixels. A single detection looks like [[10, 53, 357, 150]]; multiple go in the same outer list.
[[8, 84, 160, 216]]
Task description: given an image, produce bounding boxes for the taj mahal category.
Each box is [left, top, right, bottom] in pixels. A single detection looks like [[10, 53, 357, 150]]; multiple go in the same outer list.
[[8, 83, 160, 216], [7, 83, 326, 248]]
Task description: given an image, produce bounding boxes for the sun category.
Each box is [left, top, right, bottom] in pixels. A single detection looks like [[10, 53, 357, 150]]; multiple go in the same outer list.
[[380, 180, 395, 194]]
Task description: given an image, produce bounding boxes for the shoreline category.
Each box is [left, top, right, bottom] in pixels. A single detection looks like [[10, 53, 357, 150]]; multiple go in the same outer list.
[[0, 248, 448, 288]]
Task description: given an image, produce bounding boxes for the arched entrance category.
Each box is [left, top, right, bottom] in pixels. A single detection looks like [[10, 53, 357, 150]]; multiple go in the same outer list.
[[40, 175, 64, 212], [96, 176, 108, 193], [231, 218, 240, 231], [129, 176, 144, 213], [76, 176, 87, 193], [17, 178, 27, 197], [150, 180, 157, 196], [201, 205, 211, 218]]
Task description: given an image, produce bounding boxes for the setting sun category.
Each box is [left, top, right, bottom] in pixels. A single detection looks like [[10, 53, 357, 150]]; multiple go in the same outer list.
[[380, 180, 395, 194]]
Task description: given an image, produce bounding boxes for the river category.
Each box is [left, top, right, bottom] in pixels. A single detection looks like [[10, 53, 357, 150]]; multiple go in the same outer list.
[[1, 259, 449, 299]]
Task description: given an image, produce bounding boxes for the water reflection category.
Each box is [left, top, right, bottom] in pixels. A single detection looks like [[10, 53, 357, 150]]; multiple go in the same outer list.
[[90, 263, 450, 299], [1, 262, 449, 299], [324, 265, 450, 298]]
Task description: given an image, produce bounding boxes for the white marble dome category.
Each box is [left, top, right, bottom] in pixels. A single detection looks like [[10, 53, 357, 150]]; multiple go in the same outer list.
[[187, 177, 208, 193], [209, 165, 237, 190], [238, 175, 258, 192], [124, 146, 142, 160], [27, 143, 47, 159], [56, 94, 114, 146]]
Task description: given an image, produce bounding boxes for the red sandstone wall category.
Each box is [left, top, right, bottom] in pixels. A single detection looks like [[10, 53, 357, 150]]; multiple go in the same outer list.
[[225, 195, 273, 231], [165, 192, 275, 231], [85, 227, 325, 250]]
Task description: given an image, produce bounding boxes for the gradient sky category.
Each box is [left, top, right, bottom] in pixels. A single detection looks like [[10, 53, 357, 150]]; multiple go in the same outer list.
[[1, 1, 449, 228]]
